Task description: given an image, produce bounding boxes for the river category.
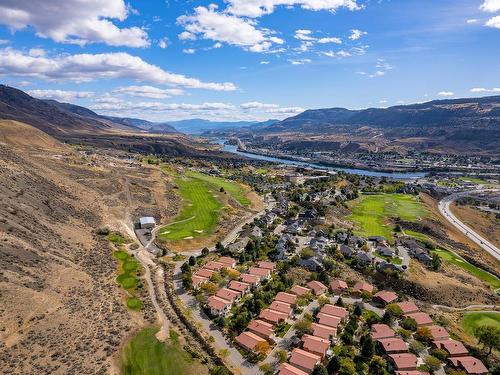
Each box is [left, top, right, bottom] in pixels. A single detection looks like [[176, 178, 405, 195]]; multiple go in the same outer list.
[[215, 140, 426, 180]]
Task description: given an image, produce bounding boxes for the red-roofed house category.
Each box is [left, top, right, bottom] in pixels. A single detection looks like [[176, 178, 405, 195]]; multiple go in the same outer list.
[[279, 363, 308, 375], [258, 261, 276, 271], [248, 319, 275, 340], [405, 312, 433, 326], [191, 275, 208, 289], [397, 301, 419, 314], [448, 356, 488, 375], [311, 323, 337, 341], [377, 337, 408, 354], [270, 301, 293, 316], [427, 325, 450, 341], [204, 261, 225, 271], [307, 280, 327, 296], [291, 285, 311, 296], [218, 256, 236, 268], [216, 288, 241, 303], [317, 313, 341, 328], [395, 372, 429, 375], [235, 331, 267, 353], [352, 282, 374, 296], [389, 353, 418, 371], [371, 324, 396, 340], [195, 268, 215, 279], [240, 273, 260, 286], [320, 304, 348, 320], [330, 279, 349, 295], [290, 348, 322, 374], [249, 266, 271, 280], [207, 295, 232, 316], [302, 334, 330, 359], [228, 280, 251, 295], [275, 292, 298, 306], [372, 290, 398, 306], [259, 308, 288, 324], [433, 340, 468, 358]]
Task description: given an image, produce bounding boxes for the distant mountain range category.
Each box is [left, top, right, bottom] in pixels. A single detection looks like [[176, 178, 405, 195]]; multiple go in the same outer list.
[[236, 96, 500, 155], [169, 118, 278, 134]]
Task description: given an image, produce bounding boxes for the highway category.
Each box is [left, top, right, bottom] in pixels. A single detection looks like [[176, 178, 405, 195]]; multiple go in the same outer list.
[[438, 189, 500, 261]]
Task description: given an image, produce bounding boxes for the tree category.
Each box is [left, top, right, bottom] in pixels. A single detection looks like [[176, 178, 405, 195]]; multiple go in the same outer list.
[[474, 325, 500, 356], [369, 356, 389, 375], [294, 317, 312, 336], [361, 334, 375, 358], [338, 357, 356, 375], [189, 256, 196, 266], [415, 327, 433, 344], [400, 317, 418, 331], [259, 364, 273, 375], [425, 355, 442, 372], [274, 349, 288, 363], [311, 364, 328, 375], [431, 253, 441, 270], [210, 366, 230, 375], [327, 356, 340, 374], [318, 295, 330, 307], [255, 341, 270, 356], [336, 296, 345, 307], [353, 304, 363, 316], [431, 348, 449, 361], [201, 247, 210, 257]]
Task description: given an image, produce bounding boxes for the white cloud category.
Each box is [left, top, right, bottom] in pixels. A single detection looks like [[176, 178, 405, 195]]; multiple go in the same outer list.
[[179, 31, 197, 41], [28, 48, 45, 57], [177, 5, 284, 53], [289, 58, 312, 65], [369, 71, 385, 78], [225, 0, 361, 18], [0, 0, 149, 47], [213, 42, 223, 48], [317, 37, 342, 44], [158, 38, 168, 49], [379, 100, 388, 104], [485, 15, 500, 28], [183, 48, 196, 54], [480, 0, 500, 12], [241, 101, 279, 109], [265, 106, 304, 114], [466, 18, 478, 24], [470, 87, 500, 93], [320, 50, 351, 58], [91, 100, 235, 113], [260, 60, 270, 64], [0, 48, 236, 91], [0, 39, 9, 45], [114, 85, 185, 99], [349, 29, 367, 40], [295, 29, 315, 41], [27, 89, 94, 102], [437, 91, 455, 97]]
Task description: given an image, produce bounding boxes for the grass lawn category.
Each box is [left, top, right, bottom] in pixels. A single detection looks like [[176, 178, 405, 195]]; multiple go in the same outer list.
[[373, 252, 403, 265], [432, 248, 500, 289], [113, 251, 143, 309], [404, 229, 431, 243], [158, 170, 251, 242], [462, 312, 500, 334], [107, 232, 129, 245], [348, 193, 428, 241], [121, 327, 202, 375], [275, 323, 291, 338], [126, 297, 143, 310]]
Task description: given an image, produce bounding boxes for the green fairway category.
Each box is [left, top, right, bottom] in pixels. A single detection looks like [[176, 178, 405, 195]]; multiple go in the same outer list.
[[432, 248, 500, 289], [113, 251, 143, 309], [187, 171, 250, 206], [158, 170, 250, 242], [348, 193, 428, 241], [462, 312, 500, 334], [121, 327, 201, 375], [126, 297, 143, 310]]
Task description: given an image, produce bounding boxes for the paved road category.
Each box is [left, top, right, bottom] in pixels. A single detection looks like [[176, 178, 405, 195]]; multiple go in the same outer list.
[[438, 189, 500, 261]]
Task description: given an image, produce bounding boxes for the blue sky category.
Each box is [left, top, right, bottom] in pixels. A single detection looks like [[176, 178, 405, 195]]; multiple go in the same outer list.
[[0, 0, 499, 121]]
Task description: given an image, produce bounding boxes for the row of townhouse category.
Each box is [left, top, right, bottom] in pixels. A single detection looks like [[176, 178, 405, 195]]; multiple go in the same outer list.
[[370, 301, 488, 375], [278, 300, 350, 374], [207, 261, 276, 317]]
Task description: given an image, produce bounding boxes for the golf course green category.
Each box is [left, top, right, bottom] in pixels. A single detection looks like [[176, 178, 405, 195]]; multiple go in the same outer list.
[[158, 170, 250, 242], [462, 312, 500, 334], [121, 327, 203, 375], [348, 193, 428, 240]]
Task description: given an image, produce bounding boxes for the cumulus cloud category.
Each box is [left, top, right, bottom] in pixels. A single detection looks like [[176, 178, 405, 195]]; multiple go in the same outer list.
[[437, 91, 455, 97], [265, 106, 304, 114], [0, 0, 149, 47], [470, 87, 500, 93], [349, 29, 367, 40], [0, 48, 236, 91], [177, 5, 284, 53], [225, 0, 361, 18], [480, 0, 500, 12], [114, 85, 185, 99], [320, 50, 351, 58], [318, 37, 342, 44], [485, 15, 500, 28], [27, 89, 94, 102], [91, 99, 235, 113], [466, 18, 479, 24], [240, 101, 279, 109], [183, 48, 196, 54], [295, 29, 315, 41], [158, 38, 168, 49]]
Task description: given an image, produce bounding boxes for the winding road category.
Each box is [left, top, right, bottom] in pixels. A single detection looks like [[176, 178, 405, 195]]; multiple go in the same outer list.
[[438, 189, 500, 261]]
